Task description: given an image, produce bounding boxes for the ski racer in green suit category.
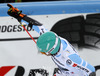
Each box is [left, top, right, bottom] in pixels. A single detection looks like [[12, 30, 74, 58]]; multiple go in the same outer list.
[[7, 4, 96, 76]]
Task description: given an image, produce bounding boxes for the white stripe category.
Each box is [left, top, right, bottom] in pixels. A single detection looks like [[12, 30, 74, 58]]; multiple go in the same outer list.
[[85, 61, 88, 68], [46, 43, 50, 50], [80, 59, 83, 66]]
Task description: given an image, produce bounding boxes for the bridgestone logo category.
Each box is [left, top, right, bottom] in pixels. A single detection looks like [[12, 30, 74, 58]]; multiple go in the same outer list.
[[0, 25, 34, 33]]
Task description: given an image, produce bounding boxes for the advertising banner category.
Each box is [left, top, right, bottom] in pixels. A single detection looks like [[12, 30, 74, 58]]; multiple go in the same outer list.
[[0, 1, 100, 76]]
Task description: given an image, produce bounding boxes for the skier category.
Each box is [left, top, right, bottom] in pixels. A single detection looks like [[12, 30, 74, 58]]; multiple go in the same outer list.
[[7, 4, 96, 76]]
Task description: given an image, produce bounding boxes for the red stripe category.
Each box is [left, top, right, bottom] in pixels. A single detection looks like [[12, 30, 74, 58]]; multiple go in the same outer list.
[[22, 25, 36, 43], [0, 66, 15, 76]]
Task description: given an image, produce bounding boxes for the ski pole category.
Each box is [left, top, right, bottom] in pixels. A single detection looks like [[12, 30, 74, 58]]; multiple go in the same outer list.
[[7, 3, 36, 44], [20, 23, 36, 43]]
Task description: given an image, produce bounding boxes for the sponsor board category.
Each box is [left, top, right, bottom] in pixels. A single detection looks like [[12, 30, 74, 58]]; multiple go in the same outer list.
[[0, 13, 100, 76]]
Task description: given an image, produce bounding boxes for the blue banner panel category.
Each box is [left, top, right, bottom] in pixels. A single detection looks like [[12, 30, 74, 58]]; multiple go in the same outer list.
[[0, 1, 100, 16]]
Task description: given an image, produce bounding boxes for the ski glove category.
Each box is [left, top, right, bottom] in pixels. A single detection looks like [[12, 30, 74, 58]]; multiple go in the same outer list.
[[7, 4, 42, 27], [7, 3, 26, 22]]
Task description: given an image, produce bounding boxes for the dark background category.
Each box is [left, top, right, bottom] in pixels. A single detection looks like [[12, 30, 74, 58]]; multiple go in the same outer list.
[[0, 0, 74, 3], [0, 0, 93, 3]]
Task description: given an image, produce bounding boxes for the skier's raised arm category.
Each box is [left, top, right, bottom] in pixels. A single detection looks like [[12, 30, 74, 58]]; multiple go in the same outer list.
[[21, 16, 48, 35], [7, 3, 47, 35]]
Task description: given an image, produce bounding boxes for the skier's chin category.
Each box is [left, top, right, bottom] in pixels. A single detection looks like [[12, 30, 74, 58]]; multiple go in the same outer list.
[[40, 52, 51, 56], [46, 54, 51, 56]]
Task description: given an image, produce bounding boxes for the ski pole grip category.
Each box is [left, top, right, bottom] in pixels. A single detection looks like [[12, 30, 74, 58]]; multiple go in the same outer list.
[[7, 3, 13, 8]]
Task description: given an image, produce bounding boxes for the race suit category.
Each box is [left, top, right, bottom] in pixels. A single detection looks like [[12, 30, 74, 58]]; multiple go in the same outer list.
[[21, 17, 96, 76]]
